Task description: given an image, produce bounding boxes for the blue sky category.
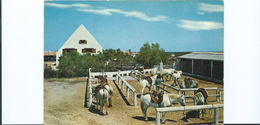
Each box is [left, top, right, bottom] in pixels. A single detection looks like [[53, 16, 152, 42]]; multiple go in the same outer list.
[[44, 1, 224, 52]]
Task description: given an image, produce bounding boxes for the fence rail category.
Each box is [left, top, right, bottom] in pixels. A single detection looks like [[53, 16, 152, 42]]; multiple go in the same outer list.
[[117, 74, 137, 106], [160, 82, 223, 102], [155, 104, 223, 125]]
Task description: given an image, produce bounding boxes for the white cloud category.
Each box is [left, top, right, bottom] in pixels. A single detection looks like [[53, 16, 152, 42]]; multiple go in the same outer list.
[[45, 3, 91, 8], [77, 9, 113, 16], [197, 12, 205, 15], [45, 2, 171, 23], [177, 20, 223, 31], [79, 8, 171, 23], [198, 3, 224, 13]]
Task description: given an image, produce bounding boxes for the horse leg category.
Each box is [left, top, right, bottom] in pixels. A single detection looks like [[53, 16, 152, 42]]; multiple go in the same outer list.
[[143, 106, 149, 121], [162, 112, 167, 124], [100, 99, 104, 115], [141, 87, 145, 95]]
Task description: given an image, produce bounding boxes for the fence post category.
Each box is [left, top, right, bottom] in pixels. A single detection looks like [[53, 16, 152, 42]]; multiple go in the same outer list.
[[88, 68, 92, 108], [118, 70, 120, 85], [156, 110, 160, 125], [126, 86, 129, 98], [216, 89, 221, 102], [214, 107, 219, 125], [134, 92, 137, 106], [121, 80, 124, 90]]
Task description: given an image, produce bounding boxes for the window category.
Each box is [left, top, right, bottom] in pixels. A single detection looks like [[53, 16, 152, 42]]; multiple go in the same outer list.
[[63, 48, 77, 54], [79, 40, 87, 44], [82, 48, 96, 53]]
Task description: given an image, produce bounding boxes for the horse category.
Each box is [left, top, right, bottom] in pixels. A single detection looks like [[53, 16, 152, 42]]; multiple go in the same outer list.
[[172, 71, 182, 80], [96, 88, 110, 115], [93, 76, 113, 107], [139, 75, 158, 95], [192, 88, 209, 118], [172, 77, 198, 89], [140, 93, 186, 123]]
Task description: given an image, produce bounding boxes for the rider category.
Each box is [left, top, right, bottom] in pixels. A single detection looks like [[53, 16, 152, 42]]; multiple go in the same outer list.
[[155, 75, 162, 93]]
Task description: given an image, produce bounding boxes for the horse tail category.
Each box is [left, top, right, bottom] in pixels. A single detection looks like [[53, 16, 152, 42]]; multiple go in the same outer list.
[[109, 85, 113, 107], [139, 79, 143, 94], [140, 94, 145, 115], [103, 90, 109, 109]]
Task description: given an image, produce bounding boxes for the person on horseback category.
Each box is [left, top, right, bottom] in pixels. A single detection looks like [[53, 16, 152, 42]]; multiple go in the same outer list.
[[155, 75, 162, 93]]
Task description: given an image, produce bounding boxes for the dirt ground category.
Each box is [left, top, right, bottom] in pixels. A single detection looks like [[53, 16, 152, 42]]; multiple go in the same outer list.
[[44, 75, 223, 125]]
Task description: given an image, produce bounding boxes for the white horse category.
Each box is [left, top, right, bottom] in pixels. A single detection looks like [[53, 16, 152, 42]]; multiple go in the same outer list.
[[96, 88, 110, 115], [193, 89, 209, 118], [139, 75, 158, 95], [104, 84, 114, 107], [172, 78, 198, 89], [172, 71, 182, 80], [150, 68, 158, 75], [93, 84, 113, 107], [140, 93, 186, 123]]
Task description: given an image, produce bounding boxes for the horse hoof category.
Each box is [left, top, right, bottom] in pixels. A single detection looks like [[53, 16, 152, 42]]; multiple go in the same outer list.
[[145, 119, 148, 122], [162, 121, 166, 124]]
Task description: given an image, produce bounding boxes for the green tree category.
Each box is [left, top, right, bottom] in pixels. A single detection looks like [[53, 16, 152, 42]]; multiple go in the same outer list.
[[44, 66, 56, 78], [136, 42, 168, 68]]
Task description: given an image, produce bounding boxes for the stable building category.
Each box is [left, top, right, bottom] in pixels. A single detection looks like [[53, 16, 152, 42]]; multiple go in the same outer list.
[[177, 52, 223, 83], [55, 24, 104, 66], [44, 51, 57, 70]]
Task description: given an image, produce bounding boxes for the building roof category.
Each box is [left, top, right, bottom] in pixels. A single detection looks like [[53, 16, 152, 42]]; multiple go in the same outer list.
[[44, 51, 57, 56], [178, 52, 223, 61]]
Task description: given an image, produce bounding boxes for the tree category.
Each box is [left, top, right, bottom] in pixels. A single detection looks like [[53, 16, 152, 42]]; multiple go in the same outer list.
[[56, 50, 117, 78], [136, 42, 168, 68]]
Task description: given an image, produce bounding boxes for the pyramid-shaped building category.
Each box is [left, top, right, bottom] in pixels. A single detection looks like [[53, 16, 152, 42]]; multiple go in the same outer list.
[[55, 24, 103, 66]]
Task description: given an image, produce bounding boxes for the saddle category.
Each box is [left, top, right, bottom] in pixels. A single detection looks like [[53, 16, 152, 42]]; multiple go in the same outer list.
[[196, 88, 208, 103], [94, 82, 108, 97], [150, 91, 164, 105], [184, 78, 193, 86], [145, 76, 153, 84]]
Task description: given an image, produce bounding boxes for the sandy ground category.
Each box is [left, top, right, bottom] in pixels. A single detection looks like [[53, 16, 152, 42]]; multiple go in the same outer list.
[[44, 75, 223, 125]]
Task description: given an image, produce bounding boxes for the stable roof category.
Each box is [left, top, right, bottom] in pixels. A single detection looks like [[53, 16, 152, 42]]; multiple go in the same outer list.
[[44, 51, 57, 56], [178, 52, 223, 61]]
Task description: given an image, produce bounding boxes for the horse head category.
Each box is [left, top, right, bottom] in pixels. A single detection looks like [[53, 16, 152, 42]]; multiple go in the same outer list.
[[168, 94, 186, 106], [179, 94, 186, 106]]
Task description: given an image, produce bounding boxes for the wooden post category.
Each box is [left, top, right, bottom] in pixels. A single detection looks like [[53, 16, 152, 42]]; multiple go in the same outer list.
[[216, 89, 221, 102], [88, 68, 92, 108], [156, 110, 160, 125], [134, 92, 137, 106], [192, 59, 194, 74], [126, 86, 129, 98], [211, 61, 213, 78], [214, 107, 219, 125]]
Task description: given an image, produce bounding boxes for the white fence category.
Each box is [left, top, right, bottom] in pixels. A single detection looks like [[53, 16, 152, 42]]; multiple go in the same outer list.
[[117, 74, 137, 106], [156, 104, 223, 125], [88, 69, 138, 107], [160, 82, 223, 102]]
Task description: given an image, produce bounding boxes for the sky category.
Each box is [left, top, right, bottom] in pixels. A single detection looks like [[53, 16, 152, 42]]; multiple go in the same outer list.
[[44, 0, 224, 52]]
